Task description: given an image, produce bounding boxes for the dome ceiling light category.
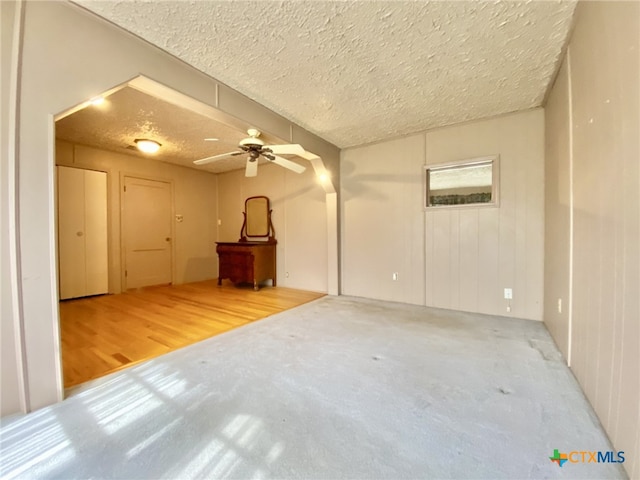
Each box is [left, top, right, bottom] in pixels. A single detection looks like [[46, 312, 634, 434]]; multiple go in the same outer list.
[[134, 139, 161, 154]]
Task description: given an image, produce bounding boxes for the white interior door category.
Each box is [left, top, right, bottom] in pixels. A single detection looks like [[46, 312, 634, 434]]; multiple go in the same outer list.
[[83, 170, 109, 295], [58, 167, 86, 299], [123, 176, 173, 289], [57, 166, 108, 299]]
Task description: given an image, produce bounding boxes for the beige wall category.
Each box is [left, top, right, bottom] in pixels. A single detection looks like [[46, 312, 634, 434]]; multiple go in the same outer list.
[[341, 109, 544, 320], [342, 134, 426, 305], [55, 141, 218, 293], [544, 2, 639, 477], [425, 110, 544, 320], [2, 0, 339, 416], [217, 163, 328, 293], [544, 58, 572, 360]]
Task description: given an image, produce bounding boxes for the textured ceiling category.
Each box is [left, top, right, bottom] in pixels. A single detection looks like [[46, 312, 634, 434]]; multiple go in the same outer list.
[[56, 87, 292, 174], [74, 0, 576, 149]]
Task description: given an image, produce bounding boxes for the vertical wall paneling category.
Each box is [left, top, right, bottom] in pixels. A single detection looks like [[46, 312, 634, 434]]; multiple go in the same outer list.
[[497, 150, 516, 315], [424, 109, 545, 320], [341, 134, 426, 305], [544, 56, 571, 360], [512, 128, 529, 316], [448, 210, 460, 310], [457, 210, 480, 312], [326, 192, 339, 295], [577, 2, 639, 475], [431, 210, 451, 308], [424, 201, 434, 306], [341, 110, 544, 318], [544, 2, 639, 476], [477, 208, 500, 315]]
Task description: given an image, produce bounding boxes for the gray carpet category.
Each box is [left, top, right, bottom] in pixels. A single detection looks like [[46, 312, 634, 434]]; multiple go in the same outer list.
[[0, 296, 627, 479]]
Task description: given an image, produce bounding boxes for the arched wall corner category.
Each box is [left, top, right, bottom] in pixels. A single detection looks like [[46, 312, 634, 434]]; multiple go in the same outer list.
[[298, 150, 338, 295]]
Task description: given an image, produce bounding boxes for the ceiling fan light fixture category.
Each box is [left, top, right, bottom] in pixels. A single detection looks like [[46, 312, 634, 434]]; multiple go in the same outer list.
[[134, 139, 161, 154], [193, 129, 306, 176]]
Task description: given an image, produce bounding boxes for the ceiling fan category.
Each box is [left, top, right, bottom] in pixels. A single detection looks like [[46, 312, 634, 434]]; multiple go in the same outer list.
[[193, 128, 306, 177]]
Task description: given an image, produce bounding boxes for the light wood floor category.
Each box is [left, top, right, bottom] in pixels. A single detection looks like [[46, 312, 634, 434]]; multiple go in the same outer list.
[[59, 280, 325, 389]]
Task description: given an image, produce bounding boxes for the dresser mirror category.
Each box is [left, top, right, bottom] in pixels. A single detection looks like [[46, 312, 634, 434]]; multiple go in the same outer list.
[[218, 195, 276, 290], [241, 196, 275, 241]]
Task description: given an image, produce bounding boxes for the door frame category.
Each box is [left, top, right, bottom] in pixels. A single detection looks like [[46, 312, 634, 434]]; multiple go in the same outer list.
[[119, 172, 176, 290]]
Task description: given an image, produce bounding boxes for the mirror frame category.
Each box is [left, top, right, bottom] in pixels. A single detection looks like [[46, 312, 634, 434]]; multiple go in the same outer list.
[[240, 196, 275, 242]]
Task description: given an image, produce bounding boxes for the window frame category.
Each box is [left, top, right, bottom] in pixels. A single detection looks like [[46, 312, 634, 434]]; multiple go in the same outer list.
[[424, 155, 500, 210]]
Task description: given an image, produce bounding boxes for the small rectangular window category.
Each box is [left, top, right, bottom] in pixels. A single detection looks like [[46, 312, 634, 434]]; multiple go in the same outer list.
[[424, 155, 499, 209]]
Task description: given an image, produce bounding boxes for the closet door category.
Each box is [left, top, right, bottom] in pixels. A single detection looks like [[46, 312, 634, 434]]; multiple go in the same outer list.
[[57, 166, 108, 300], [58, 167, 86, 299], [83, 170, 108, 295]]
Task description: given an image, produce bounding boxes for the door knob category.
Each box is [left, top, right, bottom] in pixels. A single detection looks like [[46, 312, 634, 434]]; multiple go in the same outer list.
[[165, 237, 171, 242], [76, 231, 84, 237]]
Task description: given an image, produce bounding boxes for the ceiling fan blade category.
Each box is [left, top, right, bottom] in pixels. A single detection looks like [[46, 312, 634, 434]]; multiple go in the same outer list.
[[270, 155, 306, 174], [245, 158, 258, 177], [193, 151, 242, 165], [265, 144, 305, 156]]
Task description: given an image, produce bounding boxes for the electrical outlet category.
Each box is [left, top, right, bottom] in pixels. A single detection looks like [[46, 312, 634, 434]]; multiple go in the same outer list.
[[217, 219, 222, 226], [504, 288, 513, 300], [392, 272, 398, 281], [285, 272, 289, 278], [557, 298, 562, 313]]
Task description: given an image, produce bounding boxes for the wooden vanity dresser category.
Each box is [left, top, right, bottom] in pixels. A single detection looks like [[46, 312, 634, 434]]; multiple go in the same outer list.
[[216, 241, 276, 291], [216, 196, 277, 291]]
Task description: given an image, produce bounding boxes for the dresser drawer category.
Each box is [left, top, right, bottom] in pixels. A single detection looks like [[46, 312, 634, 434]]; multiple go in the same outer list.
[[216, 242, 276, 290]]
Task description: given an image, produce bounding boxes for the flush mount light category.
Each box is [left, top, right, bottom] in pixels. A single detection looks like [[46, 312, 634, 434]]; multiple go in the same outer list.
[[134, 139, 161, 154], [89, 96, 105, 106]]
